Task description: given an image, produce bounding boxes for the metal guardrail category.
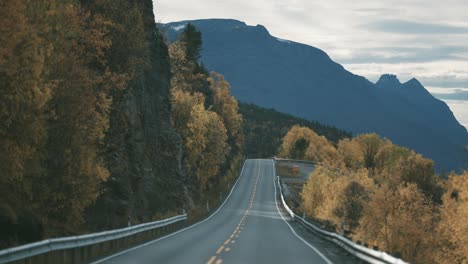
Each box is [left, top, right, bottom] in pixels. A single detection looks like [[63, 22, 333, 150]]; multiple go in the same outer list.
[[0, 214, 187, 264], [276, 175, 408, 264], [273, 157, 315, 165]]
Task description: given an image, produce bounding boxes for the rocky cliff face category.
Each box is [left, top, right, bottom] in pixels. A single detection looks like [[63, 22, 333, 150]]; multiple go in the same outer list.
[[87, 1, 184, 229], [160, 19, 467, 172]]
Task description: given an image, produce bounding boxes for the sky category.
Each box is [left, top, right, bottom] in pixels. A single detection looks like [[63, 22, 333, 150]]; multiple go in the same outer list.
[[153, 0, 468, 129]]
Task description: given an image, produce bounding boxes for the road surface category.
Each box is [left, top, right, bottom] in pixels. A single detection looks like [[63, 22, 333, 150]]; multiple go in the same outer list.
[[93, 159, 356, 264]]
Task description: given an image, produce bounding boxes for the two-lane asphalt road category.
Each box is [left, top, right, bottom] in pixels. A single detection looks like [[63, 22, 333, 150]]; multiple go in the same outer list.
[[93, 159, 338, 264]]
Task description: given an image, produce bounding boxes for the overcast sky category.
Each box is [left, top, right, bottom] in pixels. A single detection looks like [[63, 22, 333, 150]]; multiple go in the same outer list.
[[153, 0, 468, 129]]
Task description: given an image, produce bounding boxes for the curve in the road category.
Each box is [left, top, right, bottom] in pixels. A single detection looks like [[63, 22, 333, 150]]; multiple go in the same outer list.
[[92, 159, 338, 264]]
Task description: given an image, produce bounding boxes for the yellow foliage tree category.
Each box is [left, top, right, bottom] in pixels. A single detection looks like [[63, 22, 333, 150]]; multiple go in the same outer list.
[[169, 41, 207, 94], [435, 172, 468, 264], [0, 0, 51, 188], [279, 125, 338, 164], [185, 103, 228, 190], [169, 38, 238, 193], [301, 166, 337, 218], [357, 183, 435, 263], [42, 1, 127, 234], [302, 165, 374, 230], [208, 72, 243, 150], [337, 138, 363, 169], [355, 133, 382, 174], [0, 0, 53, 244], [170, 90, 205, 136]]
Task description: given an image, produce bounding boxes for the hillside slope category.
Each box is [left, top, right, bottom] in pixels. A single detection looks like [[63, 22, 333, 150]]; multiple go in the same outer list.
[[240, 103, 350, 158], [160, 19, 467, 172]]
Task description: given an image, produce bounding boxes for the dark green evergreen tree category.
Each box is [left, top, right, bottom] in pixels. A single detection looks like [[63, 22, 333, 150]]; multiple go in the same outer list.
[[180, 23, 202, 62]]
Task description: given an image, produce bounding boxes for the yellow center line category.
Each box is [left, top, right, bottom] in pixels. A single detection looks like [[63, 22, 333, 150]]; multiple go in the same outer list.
[[207, 256, 217, 264], [206, 163, 263, 263], [216, 246, 225, 254]]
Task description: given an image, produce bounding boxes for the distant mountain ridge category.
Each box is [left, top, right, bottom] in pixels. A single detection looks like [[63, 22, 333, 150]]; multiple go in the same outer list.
[[159, 19, 467, 172]]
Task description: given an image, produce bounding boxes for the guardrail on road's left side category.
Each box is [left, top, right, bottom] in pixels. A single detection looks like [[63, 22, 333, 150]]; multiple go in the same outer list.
[[0, 214, 187, 264]]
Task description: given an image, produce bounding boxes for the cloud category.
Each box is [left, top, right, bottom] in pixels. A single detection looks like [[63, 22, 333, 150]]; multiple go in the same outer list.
[[444, 100, 468, 130], [426, 87, 468, 94], [432, 90, 468, 101], [153, 0, 468, 129], [338, 46, 468, 64], [367, 19, 468, 34]]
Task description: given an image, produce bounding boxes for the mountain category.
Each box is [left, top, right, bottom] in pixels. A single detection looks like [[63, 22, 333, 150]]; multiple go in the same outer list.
[[159, 19, 467, 172]]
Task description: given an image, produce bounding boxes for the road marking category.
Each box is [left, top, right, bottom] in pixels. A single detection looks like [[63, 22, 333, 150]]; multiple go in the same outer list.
[[91, 161, 250, 264], [205, 160, 263, 264], [271, 160, 333, 264], [216, 246, 225, 254], [207, 256, 217, 264]]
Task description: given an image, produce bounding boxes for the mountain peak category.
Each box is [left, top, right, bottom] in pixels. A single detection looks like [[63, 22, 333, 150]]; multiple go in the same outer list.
[[401, 77, 433, 98], [160, 19, 467, 171], [404, 78, 424, 88], [376, 74, 402, 89]]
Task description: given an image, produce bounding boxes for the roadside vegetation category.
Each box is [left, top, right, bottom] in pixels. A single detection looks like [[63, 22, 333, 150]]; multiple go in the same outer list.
[[0, 1, 242, 249], [240, 103, 350, 158], [168, 24, 244, 223], [278, 125, 468, 263]]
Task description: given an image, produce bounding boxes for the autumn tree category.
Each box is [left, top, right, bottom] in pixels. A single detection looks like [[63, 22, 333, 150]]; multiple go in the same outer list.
[[356, 133, 382, 173], [279, 125, 338, 164], [301, 166, 336, 218], [0, 0, 53, 245], [337, 138, 363, 169], [0, 0, 131, 241], [169, 26, 240, 193], [209, 72, 243, 151], [292, 127, 453, 263], [435, 172, 468, 263], [357, 183, 435, 263], [301, 165, 373, 230], [41, 1, 126, 234], [292, 138, 309, 160], [334, 181, 369, 230], [183, 100, 228, 190], [395, 152, 443, 204]]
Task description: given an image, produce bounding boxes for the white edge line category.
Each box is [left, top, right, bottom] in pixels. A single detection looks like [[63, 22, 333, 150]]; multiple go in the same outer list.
[[271, 159, 334, 264], [91, 160, 249, 264]]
